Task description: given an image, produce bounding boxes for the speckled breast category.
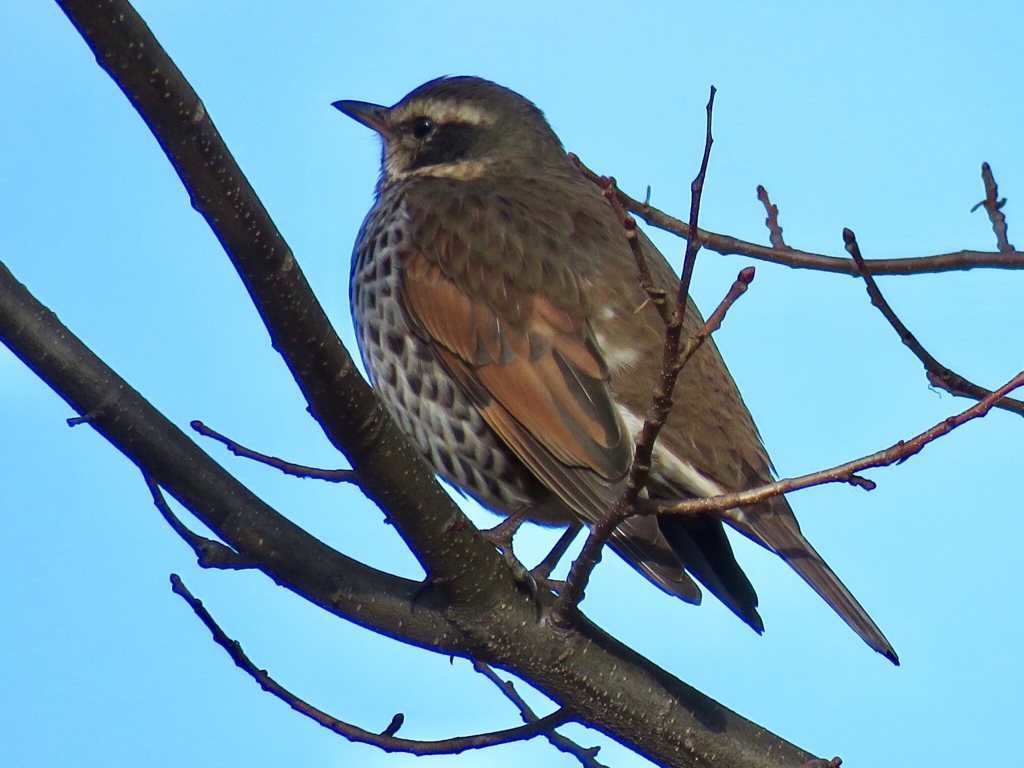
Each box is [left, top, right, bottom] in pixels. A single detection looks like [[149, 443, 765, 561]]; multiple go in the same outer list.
[[349, 194, 535, 516]]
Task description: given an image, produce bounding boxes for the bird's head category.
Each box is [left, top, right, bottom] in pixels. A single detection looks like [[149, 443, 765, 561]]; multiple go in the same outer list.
[[333, 76, 566, 187]]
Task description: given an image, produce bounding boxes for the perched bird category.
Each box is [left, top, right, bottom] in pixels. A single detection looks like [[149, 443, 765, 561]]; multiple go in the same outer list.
[[334, 76, 897, 664]]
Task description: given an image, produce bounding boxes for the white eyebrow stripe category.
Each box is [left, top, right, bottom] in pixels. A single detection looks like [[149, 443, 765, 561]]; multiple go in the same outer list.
[[393, 100, 494, 126]]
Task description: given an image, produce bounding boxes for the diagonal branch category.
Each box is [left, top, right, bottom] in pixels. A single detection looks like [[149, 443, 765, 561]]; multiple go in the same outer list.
[[473, 662, 608, 768], [654, 369, 1024, 517], [145, 473, 256, 570], [54, 0, 504, 603], [171, 575, 571, 754], [0, 256, 460, 647], [578, 163, 672, 325], [556, 87, 730, 613], [843, 228, 1024, 417], [191, 420, 359, 482], [556, 266, 754, 611]]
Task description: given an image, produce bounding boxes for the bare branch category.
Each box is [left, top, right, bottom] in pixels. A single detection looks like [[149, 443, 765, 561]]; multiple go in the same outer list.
[[170, 575, 571, 754], [757, 185, 787, 248], [570, 157, 672, 325], [573, 157, 1024, 276], [676, 86, 718, 310], [843, 228, 1024, 417], [557, 87, 727, 613], [14, 6, 824, 764], [0, 257, 461, 649], [532, 524, 582, 581], [556, 267, 754, 612], [971, 162, 1014, 252], [473, 662, 607, 768], [145, 473, 256, 570], [655, 369, 1024, 517], [380, 713, 405, 738], [191, 420, 358, 482]]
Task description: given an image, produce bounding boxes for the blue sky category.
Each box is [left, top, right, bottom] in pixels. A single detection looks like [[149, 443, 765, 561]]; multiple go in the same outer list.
[[2, 2, 1023, 766]]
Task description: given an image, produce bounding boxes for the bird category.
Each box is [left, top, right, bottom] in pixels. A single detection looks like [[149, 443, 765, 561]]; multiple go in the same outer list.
[[333, 76, 897, 664]]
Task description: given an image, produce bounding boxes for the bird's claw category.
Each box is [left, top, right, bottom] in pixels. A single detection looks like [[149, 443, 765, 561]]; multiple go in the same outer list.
[[480, 513, 539, 596]]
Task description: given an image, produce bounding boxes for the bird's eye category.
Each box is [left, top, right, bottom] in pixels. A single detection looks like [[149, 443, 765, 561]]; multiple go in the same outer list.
[[411, 117, 434, 139]]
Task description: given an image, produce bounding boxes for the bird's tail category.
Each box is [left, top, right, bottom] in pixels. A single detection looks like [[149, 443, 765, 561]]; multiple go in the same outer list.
[[743, 508, 899, 665], [659, 514, 764, 633]]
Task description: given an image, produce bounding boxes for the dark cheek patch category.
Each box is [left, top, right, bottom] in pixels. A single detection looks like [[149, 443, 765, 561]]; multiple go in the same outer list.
[[409, 123, 479, 170]]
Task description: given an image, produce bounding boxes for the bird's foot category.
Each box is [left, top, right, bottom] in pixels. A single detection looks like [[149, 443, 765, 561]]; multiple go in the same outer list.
[[529, 570, 566, 596], [482, 514, 580, 599], [481, 508, 538, 595]]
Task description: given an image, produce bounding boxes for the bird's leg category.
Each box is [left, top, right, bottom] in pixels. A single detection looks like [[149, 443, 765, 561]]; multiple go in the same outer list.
[[531, 523, 582, 590], [483, 511, 580, 598], [481, 506, 539, 593], [483, 505, 532, 550]]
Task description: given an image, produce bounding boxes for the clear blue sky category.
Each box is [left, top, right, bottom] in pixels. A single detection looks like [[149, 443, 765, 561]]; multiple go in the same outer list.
[[2, 2, 1023, 766]]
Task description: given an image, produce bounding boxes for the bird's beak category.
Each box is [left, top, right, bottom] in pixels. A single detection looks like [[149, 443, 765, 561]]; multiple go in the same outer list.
[[332, 99, 389, 135]]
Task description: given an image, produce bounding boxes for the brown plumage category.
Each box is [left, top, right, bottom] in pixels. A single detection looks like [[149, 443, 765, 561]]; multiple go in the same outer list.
[[335, 76, 897, 664]]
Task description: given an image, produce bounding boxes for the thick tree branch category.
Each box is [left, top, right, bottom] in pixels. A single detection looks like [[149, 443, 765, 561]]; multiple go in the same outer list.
[[29, 2, 823, 766], [0, 258, 460, 650]]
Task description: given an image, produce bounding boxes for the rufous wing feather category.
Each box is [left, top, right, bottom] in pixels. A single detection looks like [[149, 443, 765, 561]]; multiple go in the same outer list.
[[400, 250, 631, 522]]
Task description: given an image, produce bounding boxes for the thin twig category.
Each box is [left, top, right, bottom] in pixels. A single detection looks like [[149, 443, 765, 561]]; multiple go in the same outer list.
[[380, 714, 405, 738], [654, 369, 1024, 517], [573, 157, 1024, 275], [843, 228, 1024, 417], [675, 87, 717, 310], [675, 268, 755, 371], [473, 662, 607, 768], [556, 88, 724, 614], [571, 160, 672, 325], [145, 473, 255, 569], [971, 162, 1014, 253], [559, 268, 754, 608], [756, 185, 787, 248], [191, 420, 358, 482], [170, 574, 571, 754]]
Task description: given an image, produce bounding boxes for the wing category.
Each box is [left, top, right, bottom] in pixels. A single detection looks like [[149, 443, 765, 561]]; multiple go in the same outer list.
[[621, 229, 897, 660], [400, 248, 630, 522], [401, 248, 708, 604]]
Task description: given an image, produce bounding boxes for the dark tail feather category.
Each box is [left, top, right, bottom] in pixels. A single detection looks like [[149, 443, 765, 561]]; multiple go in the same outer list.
[[660, 515, 764, 634], [609, 516, 703, 604], [746, 513, 899, 665]]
